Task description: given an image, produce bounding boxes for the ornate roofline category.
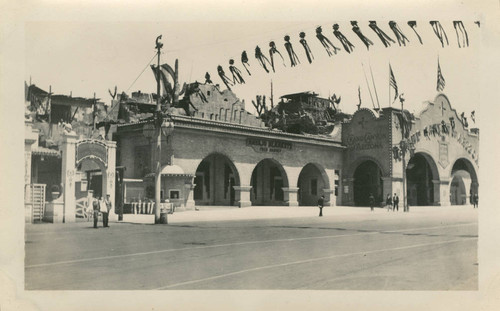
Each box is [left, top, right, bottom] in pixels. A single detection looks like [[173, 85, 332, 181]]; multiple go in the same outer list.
[[117, 115, 345, 148]]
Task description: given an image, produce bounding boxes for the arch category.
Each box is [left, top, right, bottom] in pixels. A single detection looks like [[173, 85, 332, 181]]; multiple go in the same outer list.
[[347, 156, 387, 179], [193, 152, 240, 206], [449, 158, 478, 205], [250, 158, 289, 206], [353, 160, 383, 206], [450, 157, 478, 184], [297, 163, 330, 206], [78, 157, 107, 198], [406, 152, 440, 206]]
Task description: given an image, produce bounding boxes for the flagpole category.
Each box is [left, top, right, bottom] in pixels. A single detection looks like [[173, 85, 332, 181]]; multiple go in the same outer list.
[[361, 63, 376, 109], [369, 61, 380, 110], [388, 64, 391, 108]]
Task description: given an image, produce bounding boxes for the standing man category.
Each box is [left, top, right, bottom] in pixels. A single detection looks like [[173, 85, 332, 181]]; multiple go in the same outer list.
[[386, 193, 393, 212], [318, 195, 325, 217], [104, 194, 112, 227], [369, 193, 375, 211], [92, 195, 99, 228], [100, 195, 110, 228], [393, 193, 399, 212], [473, 193, 478, 208]]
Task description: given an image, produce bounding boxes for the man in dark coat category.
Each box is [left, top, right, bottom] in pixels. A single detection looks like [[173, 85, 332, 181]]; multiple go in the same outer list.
[[393, 193, 399, 212], [318, 195, 325, 217], [92, 195, 99, 228], [369, 193, 375, 211]]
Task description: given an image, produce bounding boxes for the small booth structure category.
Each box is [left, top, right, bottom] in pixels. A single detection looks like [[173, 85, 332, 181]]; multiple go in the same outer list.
[[120, 165, 194, 222]]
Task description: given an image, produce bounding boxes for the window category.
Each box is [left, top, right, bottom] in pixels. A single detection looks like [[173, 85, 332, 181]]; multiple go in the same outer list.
[[311, 179, 317, 195], [169, 190, 180, 199]]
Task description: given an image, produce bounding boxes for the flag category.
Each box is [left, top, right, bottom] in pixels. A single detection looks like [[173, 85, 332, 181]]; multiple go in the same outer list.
[[389, 64, 398, 101], [437, 59, 446, 92]]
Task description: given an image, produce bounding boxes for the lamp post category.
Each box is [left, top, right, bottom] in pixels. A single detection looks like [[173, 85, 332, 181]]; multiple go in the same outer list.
[[154, 35, 164, 224], [143, 35, 176, 224]]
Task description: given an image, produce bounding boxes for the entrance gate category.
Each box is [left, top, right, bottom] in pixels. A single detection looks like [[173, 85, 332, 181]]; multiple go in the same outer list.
[[58, 134, 116, 223]]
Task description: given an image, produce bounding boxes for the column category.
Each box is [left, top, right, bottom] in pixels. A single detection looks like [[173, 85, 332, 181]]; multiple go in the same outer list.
[[432, 180, 441, 206], [104, 141, 117, 221], [282, 187, 299, 207], [343, 178, 355, 206], [381, 177, 393, 203], [437, 179, 451, 206], [184, 179, 196, 210], [233, 185, 252, 207], [322, 189, 334, 207], [61, 133, 79, 223]]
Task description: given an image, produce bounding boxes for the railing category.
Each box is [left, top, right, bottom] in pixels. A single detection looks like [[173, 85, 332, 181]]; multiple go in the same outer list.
[[123, 202, 175, 215]]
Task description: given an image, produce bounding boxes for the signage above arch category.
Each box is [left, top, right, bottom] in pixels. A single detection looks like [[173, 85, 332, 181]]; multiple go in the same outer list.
[[75, 139, 108, 167]]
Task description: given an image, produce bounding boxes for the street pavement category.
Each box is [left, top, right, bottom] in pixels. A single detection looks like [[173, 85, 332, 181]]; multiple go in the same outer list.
[[25, 205, 478, 290]]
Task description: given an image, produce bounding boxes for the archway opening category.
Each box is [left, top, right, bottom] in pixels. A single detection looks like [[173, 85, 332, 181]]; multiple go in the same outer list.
[[450, 158, 477, 205], [75, 158, 107, 219], [353, 160, 382, 206], [250, 159, 289, 206], [297, 163, 329, 206], [406, 153, 438, 206], [193, 153, 240, 206]]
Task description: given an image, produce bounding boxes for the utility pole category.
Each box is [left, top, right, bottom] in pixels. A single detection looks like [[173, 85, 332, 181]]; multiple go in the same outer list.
[[400, 95, 408, 213], [154, 35, 165, 224]]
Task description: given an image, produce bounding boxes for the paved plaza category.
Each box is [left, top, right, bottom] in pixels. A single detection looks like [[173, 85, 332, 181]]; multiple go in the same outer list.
[[25, 205, 478, 290]]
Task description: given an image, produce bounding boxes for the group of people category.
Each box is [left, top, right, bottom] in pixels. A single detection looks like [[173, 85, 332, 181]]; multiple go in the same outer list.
[[92, 194, 112, 228], [385, 193, 400, 212]]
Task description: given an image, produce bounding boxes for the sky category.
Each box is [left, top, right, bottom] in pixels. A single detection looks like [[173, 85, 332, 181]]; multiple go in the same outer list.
[[25, 19, 481, 122]]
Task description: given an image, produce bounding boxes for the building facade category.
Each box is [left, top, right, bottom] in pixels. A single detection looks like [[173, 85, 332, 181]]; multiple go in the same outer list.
[[24, 81, 479, 223]]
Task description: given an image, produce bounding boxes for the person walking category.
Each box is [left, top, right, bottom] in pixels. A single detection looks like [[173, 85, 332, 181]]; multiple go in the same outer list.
[[103, 194, 112, 227], [369, 193, 375, 211], [473, 193, 478, 208], [393, 193, 399, 212], [318, 195, 325, 217], [386, 193, 392, 211], [92, 195, 99, 228]]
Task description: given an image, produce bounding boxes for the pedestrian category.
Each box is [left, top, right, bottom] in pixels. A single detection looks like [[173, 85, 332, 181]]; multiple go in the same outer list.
[[473, 193, 478, 208], [99, 196, 109, 228], [386, 193, 392, 212], [92, 195, 99, 228], [103, 194, 112, 227], [369, 193, 375, 211], [318, 195, 325, 217], [393, 193, 399, 212]]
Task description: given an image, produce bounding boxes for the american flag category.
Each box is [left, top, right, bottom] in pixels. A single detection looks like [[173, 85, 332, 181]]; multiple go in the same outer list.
[[437, 59, 446, 92], [389, 64, 398, 101]]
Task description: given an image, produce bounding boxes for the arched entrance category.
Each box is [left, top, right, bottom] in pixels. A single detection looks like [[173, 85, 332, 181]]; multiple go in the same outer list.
[[74, 158, 107, 219], [450, 158, 478, 205], [353, 160, 382, 206], [193, 153, 240, 206], [250, 159, 289, 206], [297, 163, 330, 206], [406, 153, 439, 206]]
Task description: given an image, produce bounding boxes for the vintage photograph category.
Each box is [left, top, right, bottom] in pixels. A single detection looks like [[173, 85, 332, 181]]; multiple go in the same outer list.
[[23, 19, 479, 291], [2, 0, 499, 310]]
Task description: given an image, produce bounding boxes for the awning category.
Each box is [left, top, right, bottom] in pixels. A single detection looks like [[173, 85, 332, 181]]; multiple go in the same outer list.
[[142, 165, 194, 180], [31, 146, 61, 158]]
